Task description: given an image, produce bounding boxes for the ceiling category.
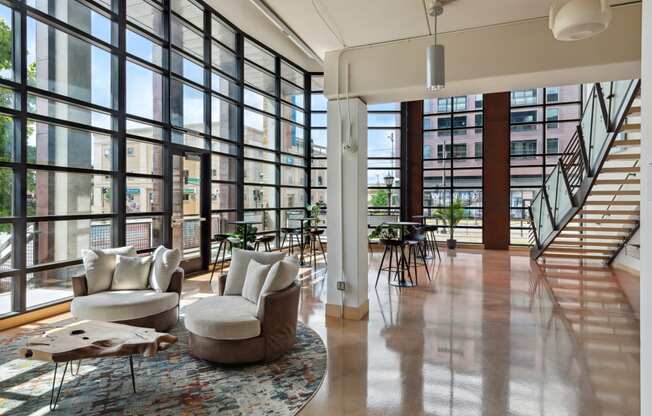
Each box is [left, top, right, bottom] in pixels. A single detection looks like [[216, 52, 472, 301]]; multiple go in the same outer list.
[[262, 0, 636, 60]]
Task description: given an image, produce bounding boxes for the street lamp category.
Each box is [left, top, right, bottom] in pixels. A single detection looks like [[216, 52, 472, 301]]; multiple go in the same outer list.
[[384, 173, 395, 215]]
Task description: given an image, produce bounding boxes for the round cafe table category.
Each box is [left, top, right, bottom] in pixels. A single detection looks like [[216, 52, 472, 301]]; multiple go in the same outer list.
[[382, 221, 420, 287]]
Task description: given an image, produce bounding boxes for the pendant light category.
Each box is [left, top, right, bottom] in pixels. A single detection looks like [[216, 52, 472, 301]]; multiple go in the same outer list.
[[426, 1, 445, 91]]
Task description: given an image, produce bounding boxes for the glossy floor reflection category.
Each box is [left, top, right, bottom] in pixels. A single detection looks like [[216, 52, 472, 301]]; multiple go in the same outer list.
[[2, 249, 639, 416]]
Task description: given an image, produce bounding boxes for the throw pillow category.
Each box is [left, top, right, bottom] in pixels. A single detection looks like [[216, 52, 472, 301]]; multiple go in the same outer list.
[[241, 259, 273, 304], [82, 246, 137, 294], [256, 259, 298, 318], [111, 255, 153, 290], [149, 246, 182, 292], [222, 248, 285, 295]]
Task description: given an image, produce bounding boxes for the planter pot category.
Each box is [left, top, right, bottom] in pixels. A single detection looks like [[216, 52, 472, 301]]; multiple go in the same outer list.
[[447, 239, 457, 250]]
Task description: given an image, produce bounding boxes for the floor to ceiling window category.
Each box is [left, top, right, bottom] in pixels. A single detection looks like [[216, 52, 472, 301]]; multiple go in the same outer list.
[[0, 0, 309, 318], [309, 74, 327, 227], [509, 85, 582, 245], [367, 103, 401, 226], [423, 95, 484, 243]]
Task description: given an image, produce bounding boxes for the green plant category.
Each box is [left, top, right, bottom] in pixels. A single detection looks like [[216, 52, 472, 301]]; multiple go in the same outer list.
[[305, 202, 325, 224], [227, 224, 257, 249], [434, 198, 466, 241], [369, 189, 388, 208], [368, 224, 399, 241]]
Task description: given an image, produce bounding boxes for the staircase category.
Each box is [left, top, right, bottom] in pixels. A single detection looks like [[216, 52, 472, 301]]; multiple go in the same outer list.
[[530, 80, 641, 265]]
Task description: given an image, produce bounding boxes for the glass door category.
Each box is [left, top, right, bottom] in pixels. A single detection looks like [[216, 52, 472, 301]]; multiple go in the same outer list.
[[171, 151, 205, 262]]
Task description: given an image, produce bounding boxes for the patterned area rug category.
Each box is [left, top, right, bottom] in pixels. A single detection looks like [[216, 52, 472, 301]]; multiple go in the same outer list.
[[0, 317, 326, 415]]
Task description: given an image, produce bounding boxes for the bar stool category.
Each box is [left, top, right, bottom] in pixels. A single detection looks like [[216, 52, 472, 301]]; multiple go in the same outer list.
[[209, 234, 229, 285], [281, 227, 302, 254], [307, 228, 327, 269], [253, 234, 275, 252], [404, 230, 432, 284], [375, 239, 413, 289], [422, 224, 441, 260]]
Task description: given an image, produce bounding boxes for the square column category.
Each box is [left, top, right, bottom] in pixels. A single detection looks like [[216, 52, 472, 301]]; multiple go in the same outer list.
[[325, 98, 369, 320]]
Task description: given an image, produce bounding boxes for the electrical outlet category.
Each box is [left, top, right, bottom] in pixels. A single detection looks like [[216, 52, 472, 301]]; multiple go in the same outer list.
[[336, 281, 346, 291]]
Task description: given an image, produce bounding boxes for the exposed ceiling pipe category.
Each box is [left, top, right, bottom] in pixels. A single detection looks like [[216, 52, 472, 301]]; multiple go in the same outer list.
[[248, 0, 324, 64]]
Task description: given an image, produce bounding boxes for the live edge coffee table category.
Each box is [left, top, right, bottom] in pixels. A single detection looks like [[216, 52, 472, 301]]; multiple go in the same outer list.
[[19, 320, 177, 410]]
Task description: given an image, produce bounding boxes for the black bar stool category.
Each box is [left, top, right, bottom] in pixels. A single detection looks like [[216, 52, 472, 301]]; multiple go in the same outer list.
[[307, 228, 327, 269], [375, 239, 413, 290], [253, 234, 275, 252], [281, 227, 301, 254], [209, 234, 229, 285], [422, 224, 441, 260], [404, 230, 432, 284]]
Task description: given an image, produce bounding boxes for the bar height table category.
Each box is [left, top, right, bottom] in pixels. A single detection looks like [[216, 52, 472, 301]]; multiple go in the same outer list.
[[297, 217, 316, 266], [382, 221, 420, 288]]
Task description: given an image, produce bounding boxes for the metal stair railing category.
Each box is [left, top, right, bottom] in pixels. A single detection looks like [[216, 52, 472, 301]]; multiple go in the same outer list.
[[529, 80, 641, 259]]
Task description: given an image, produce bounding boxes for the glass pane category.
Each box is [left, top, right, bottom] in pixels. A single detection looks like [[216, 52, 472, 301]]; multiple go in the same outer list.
[[27, 121, 113, 171], [368, 112, 400, 127], [243, 210, 276, 232], [0, 224, 12, 272], [281, 123, 304, 156], [171, 0, 203, 29], [244, 186, 276, 209], [27, 0, 113, 44], [244, 146, 275, 162], [311, 168, 327, 187], [26, 264, 83, 309], [311, 129, 327, 157], [127, 118, 164, 140], [244, 39, 275, 71], [0, 86, 17, 110], [27, 17, 116, 109], [281, 188, 306, 208], [126, 216, 163, 250], [281, 166, 305, 186], [171, 80, 205, 133], [28, 219, 113, 265], [211, 139, 237, 155], [212, 72, 240, 99], [126, 176, 163, 213], [28, 94, 114, 130], [311, 94, 327, 112], [212, 42, 238, 79], [0, 168, 13, 216], [27, 171, 112, 216], [244, 109, 276, 150], [368, 129, 400, 158], [282, 104, 304, 124], [127, 30, 165, 66], [126, 139, 163, 175], [244, 161, 275, 184], [245, 64, 276, 96], [211, 154, 236, 181], [281, 62, 304, 87], [171, 51, 204, 85], [244, 88, 276, 115], [211, 95, 238, 141], [211, 211, 236, 235], [170, 16, 203, 59], [126, 0, 164, 38], [281, 81, 304, 107], [282, 154, 305, 167], [126, 61, 164, 121], [172, 130, 207, 149], [0, 115, 15, 162], [0, 5, 14, 81], [212, 17, 236, 50], [211, 183, 236, 210]]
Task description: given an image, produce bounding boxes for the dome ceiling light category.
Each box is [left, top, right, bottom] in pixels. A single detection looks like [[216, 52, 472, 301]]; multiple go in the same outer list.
[[549, 0, 612, 41]]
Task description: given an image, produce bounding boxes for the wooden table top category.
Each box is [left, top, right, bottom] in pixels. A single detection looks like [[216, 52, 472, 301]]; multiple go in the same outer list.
[[19, 320, 177, 363]]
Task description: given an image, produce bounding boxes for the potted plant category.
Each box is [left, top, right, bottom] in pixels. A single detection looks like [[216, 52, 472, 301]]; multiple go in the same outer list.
[[227, 224, 257, 250], [368, 224, 399, 242], [305, 202, 325, 229], [434, 198, 466, 250]]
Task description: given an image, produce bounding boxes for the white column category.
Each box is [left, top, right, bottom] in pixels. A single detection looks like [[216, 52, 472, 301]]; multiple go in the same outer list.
[[325, 98, 369, 320], [641, 0, 651, 414]]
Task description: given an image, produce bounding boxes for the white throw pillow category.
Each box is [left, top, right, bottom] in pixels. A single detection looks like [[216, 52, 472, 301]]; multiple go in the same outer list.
[[111, 255, 153, 290], [223, 249, 286, 295], [149, 246, 182, 292], [241, 260, 273, 304], [256, 259, 298, 318], [82, 246, 137, 294]]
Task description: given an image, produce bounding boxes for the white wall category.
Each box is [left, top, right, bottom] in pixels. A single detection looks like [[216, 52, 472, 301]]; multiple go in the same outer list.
[[323, 4, 641, 104], [613, 229, 640, 272], [640, 0, 651, 413]]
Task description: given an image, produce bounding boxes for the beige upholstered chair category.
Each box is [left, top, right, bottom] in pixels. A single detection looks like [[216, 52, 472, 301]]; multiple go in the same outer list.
[[71, 268, 183, 332], [184, 249, 300, 364]]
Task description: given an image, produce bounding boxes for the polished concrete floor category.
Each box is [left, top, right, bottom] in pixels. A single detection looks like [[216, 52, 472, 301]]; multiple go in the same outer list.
[[3, 249, 641, 415]]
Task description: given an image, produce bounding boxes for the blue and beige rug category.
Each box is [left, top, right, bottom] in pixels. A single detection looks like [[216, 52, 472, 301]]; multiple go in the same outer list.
[[0, 317, 326, 415]]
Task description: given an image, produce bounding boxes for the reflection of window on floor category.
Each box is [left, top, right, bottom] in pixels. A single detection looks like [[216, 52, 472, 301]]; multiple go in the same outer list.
[[511, 140, 537, 157]]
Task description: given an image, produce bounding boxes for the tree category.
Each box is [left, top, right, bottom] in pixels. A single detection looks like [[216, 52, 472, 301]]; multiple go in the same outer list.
[[369, 189, 388, 208], [0, 18, 12, 233]]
